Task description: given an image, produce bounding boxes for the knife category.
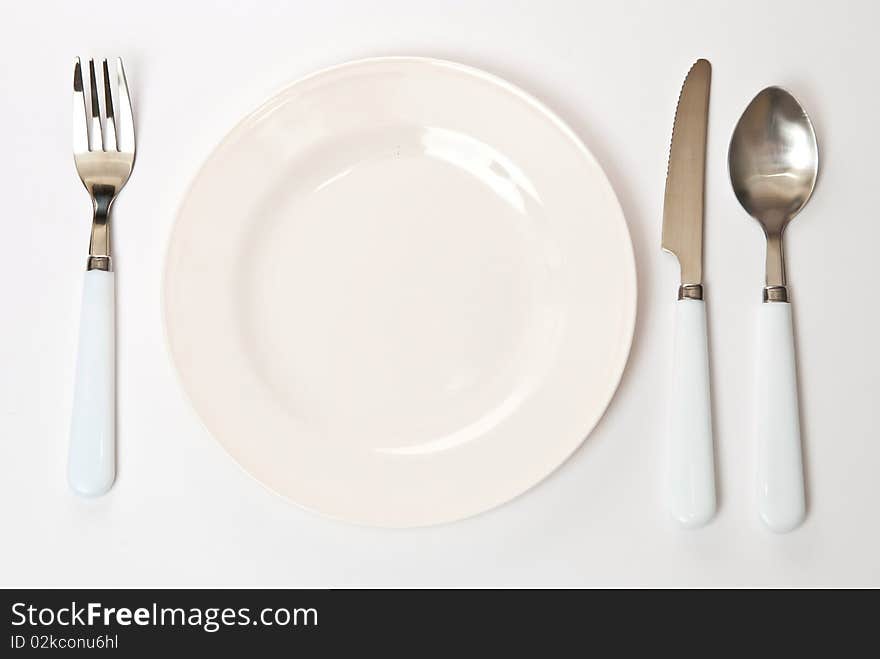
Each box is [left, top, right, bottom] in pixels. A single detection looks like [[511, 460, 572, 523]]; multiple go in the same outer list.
[[661, 59, 715, 527]]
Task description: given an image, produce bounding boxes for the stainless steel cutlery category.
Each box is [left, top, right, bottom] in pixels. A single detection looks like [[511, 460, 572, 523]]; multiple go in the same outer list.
[[662, 59, 716, 527], [69, 57, 135, 496], [661, 61, 818, 532], [729, 87, 818, 532]]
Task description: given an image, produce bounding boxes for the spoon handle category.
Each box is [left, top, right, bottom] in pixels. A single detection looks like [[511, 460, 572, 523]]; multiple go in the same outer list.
[[756, 301, 805, 532], [666, 298, 716, 527]]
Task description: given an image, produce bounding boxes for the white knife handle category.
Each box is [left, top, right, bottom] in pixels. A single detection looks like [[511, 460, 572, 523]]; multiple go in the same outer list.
[[756, 301, 805, 532], [666, 298, 716, 527], [68, 269, 115, 496]]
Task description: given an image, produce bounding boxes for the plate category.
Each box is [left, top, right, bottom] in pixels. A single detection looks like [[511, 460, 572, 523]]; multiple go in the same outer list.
[[164, 58, 636, 527]]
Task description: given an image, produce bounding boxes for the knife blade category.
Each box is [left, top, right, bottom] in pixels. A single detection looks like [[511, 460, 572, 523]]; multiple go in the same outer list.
[[662, 58, 711, 296], [662, 59, 716, 528]]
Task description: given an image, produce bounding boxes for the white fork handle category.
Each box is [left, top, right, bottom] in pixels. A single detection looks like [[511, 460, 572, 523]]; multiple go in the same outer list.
[[68, 269, 115, 496], [666, 299, 716, 527], [756, 301, 805, 532]]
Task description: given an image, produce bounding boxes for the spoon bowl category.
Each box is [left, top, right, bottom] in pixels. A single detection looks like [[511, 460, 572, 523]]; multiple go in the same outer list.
[[729, 87, 818, 293]]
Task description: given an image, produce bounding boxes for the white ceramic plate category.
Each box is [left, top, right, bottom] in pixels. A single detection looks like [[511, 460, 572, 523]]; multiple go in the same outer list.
[[164, 58, 636, 527]]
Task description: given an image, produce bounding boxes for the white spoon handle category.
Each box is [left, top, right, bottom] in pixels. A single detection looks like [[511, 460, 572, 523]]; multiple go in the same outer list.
[[666, 298, 716, 527], [68, 269, 115, 496], [756, 301, 805, 532]]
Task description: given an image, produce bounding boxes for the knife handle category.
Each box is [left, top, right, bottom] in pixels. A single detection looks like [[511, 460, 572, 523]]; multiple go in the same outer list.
[[756, 301, 805, 532], [666, 298, 716, 527], [68, 269, 115, 496]]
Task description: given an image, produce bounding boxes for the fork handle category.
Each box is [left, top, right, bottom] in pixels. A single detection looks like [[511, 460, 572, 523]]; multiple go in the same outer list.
[[68, 269, 115, 496]]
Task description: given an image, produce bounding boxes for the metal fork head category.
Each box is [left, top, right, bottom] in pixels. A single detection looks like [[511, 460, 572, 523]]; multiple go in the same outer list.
[[73, 57, 135, 200]]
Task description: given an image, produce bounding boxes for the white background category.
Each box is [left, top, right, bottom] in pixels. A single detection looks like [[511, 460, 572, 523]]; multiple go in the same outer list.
[[2, 0, 878, 587]]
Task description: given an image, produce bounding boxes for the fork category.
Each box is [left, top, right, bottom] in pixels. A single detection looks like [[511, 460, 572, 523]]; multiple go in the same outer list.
[[69, 57, 135, 496]]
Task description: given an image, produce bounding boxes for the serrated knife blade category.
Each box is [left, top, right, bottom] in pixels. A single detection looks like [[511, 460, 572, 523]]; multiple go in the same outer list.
[[662, 58, 711, 293]]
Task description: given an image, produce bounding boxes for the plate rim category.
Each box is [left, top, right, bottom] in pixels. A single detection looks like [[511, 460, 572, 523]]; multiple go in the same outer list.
[[161, 55, 638, 527]]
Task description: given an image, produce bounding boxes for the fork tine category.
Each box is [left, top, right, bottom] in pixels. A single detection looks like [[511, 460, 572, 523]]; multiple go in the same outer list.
[[101, 59, 117, 151], [72, 58, 89, 153], [87, 59, 103, 151], [116, 58, 135, 154]]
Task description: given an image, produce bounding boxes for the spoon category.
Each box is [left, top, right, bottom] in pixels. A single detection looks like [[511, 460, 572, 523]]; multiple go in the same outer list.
[[729, 86, 818, 532]]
